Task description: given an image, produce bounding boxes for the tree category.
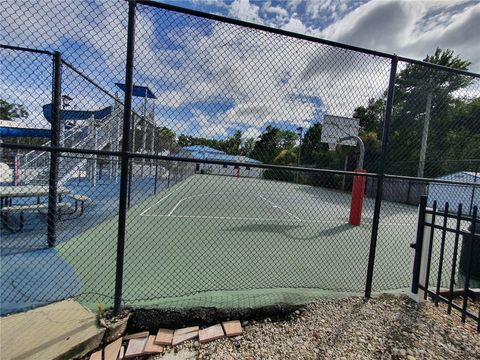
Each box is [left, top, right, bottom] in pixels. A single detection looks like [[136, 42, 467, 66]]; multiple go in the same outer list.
[[155, 126, 176, 153], [176, 131, 244, 155], [300, 123, 330, 166], [250, 125, 296, 164], [222, 130, 242, 155], [390, 48, 472, 177], [362, 48, 476, 177], [0, 99, 29, 120], [353, 98, 385, 137], [274, 149, 297, 165], [240, 137, 255, 157]]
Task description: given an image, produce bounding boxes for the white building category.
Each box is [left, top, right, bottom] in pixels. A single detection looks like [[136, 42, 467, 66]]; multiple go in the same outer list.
[[428, 171, 479, 215]]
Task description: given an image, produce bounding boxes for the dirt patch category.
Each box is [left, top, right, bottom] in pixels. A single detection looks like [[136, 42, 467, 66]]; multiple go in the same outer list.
[[127, 303, 302, 333]]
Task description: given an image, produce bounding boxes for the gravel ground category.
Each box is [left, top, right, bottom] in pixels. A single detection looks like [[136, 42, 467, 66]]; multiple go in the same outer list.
[[152, 294, 479, 360]]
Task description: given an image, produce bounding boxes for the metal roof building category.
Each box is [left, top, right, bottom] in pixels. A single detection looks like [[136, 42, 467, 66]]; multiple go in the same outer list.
[[428, 171, 479, 215], [182, 145, 261, 164], [181, 145, 263, 178]]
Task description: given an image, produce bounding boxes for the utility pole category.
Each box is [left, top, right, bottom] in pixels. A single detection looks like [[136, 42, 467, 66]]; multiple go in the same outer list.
[[296, 126, 303, 183], [418, 83, 433, 178]]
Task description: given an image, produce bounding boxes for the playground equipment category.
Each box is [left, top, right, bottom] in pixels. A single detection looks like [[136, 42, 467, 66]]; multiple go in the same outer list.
[[115, 83, 157, 176], [17, 104, 122, 186], [13, 84, 158, 186]]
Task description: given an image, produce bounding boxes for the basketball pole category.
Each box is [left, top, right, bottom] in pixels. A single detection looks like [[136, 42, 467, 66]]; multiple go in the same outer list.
[[339, 136, 365, 225]]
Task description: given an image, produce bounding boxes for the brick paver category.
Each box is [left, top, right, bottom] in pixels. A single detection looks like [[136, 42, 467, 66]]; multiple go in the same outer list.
[[89, 350, 102, 360], [124, 331, 149, 340], [144, 335, 164, 354], [199, 324, 225, 343], [222, 320, 243, 336], [154, 328, 174, 345], [172, 330, 198, 345], [174, 326, 200, 336], [104, 337, 122, 360], [124, 337, 148, 359]]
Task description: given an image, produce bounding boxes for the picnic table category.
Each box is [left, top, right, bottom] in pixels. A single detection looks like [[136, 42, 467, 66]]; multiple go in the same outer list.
[[0, 185, 89, 232], [0, 185, 71, 203]]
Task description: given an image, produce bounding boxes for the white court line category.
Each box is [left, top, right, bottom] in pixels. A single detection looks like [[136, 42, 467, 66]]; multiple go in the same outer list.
[[141, 214, 302, 221], [139, 177, 193, 216], [258, 195, 302, 221], [140, 191, 255, 216], [141, 213, 413, 226], [167, 199, 183, 216]]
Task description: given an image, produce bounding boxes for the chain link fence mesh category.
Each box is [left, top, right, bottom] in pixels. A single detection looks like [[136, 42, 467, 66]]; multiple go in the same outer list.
[[0, 1, 479, 315]]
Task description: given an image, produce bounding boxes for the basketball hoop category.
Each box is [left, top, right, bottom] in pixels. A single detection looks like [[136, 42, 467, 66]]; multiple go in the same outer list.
[[328, 143, 336, 152]]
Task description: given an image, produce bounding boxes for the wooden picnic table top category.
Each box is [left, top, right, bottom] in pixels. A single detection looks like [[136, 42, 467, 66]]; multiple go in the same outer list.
[[0, 186, 71, 198]]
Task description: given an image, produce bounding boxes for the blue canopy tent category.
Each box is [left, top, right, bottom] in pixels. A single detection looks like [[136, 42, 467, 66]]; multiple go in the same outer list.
[[114, 83, 157, 99]]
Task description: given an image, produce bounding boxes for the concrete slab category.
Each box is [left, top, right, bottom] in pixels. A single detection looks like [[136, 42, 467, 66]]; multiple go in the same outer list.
[[0, 299, 105, 360]]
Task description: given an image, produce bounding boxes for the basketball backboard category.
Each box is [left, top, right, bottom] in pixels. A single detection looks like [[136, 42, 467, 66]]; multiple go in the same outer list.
[[321, 115, 360, 147]]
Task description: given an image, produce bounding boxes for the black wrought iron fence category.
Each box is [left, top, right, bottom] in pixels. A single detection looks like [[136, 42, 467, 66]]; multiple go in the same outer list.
[[0, 1, 479, 317], [411, 196, 479, 332]]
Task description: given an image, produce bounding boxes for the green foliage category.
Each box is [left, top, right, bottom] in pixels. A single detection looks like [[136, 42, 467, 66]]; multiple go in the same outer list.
[[250, 125, 296, 164], [154, 126, 176, 153], [386, 48, 475, 177], [0, 99, 29, 120], [353, 98, 385, 136], [274, 149, 297, 165]]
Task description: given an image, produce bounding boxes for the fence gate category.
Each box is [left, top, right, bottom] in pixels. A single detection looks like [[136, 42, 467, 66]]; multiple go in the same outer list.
[[411, 196, 479, 332]]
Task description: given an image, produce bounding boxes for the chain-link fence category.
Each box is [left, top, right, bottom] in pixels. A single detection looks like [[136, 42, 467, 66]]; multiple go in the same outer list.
[[1, 1, 479, 316]]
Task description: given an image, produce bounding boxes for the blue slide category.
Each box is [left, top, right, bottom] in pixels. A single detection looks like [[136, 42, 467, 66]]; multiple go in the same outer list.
[[0, 104, 113, 138], [42, 103, 112, 124], [0, 126, 50, 138]]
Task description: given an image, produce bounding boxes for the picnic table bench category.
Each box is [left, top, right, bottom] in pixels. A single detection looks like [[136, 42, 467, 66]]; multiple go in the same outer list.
[[0, 186, 90, 232]]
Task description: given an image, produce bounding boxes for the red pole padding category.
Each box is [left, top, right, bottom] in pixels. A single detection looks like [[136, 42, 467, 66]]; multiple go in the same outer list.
[[349, 169, 367, 226]]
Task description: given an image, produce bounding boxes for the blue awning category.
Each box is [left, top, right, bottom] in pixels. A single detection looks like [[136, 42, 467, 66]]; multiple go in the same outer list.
[[114, 83, 157, 99]]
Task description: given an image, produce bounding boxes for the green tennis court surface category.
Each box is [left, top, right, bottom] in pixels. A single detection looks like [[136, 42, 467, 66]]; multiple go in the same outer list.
[[58, 174, 418, 311]]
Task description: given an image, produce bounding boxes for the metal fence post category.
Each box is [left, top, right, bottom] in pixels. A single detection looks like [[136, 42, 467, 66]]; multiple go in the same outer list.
[[47, 51, 62, 247], [364, 56, 398, 298], [114, 0, 136, 315]]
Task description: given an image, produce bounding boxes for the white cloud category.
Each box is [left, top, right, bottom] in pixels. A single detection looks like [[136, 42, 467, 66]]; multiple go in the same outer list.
[[263, 3, 289, 19], [286, 0, 303, 11], [228, 0, 262, 23], [242, 127, 261, 140], [2, 0, 479, 144], [282, 17, 309, 34], [199, 124, 228, 138], [321, 0, 480, 72]]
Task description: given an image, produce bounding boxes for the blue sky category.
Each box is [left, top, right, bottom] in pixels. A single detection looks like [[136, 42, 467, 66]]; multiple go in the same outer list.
[[2, 0, 479, 139]]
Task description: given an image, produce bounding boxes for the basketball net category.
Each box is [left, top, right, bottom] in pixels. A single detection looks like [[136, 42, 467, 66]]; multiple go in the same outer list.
[[328, 143, 337, 152]]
